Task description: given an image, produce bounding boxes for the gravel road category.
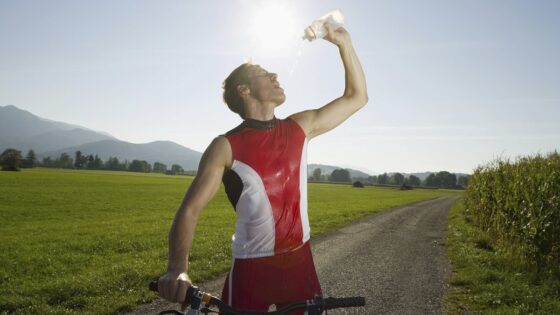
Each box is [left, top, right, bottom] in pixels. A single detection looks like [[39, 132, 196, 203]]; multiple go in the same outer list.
[[128, 196, 459, 315]]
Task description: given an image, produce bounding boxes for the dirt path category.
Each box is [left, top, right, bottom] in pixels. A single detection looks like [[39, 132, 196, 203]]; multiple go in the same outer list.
[[127, 196, 458, 315]]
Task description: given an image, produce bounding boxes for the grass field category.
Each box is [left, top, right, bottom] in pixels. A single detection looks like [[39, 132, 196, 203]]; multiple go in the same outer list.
[[0, 168, 460, 315], [445, 201, 560, 314]]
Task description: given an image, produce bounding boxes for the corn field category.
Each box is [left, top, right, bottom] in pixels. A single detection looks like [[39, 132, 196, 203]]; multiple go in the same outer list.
[[464, 151, 560, 274]]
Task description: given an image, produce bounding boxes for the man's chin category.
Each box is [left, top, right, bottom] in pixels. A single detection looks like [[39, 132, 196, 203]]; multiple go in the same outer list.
[[276, 96, 286, 106]]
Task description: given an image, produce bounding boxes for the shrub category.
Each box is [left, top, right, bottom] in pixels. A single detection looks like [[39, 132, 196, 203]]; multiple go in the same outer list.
[[0, 148, 22, 171], [352, 181, 364, 188], [400, 183, 413, 190]]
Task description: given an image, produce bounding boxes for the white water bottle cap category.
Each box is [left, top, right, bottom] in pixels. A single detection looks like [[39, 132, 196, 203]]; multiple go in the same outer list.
[[302, 27, 316, 41]]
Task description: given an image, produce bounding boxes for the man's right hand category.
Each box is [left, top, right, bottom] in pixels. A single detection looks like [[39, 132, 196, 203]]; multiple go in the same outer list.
[[158, 271, 192, 304]]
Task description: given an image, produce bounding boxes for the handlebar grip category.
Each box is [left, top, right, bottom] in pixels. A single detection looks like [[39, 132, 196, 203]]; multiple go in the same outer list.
[[148, 280, 198, 306], [324, 296, 366, 309]]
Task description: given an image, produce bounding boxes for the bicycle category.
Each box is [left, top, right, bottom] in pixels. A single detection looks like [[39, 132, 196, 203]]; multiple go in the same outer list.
[[149, 281, 365, 315]]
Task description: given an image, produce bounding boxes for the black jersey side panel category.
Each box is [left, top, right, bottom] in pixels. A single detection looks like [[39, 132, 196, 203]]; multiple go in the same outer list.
[[222, 169, 243, 210]]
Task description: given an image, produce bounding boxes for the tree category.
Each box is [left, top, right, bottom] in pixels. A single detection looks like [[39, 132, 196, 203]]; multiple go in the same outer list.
[[390, 173, 405, 185], [457, 175, 469, 188], [437, 171, 457, 189], [368, 175, 377, 184], [153, 162, 167, 173], [408, 175, 421, 186], [424, 171, 458, 188], [377, 173, 389, 185], [79, 155, 88, 168], [21, 149, 37, 168], [0, 148, 22, 171], [41, 156, 53, 167], [171, 164, 184, 173], [92, 155, 103, 169], [74, 151, 83, 168], [329, 169, 351, 182], [86, 155, 95, 169], [312, 168, 322, 181], [55, 153, 73, 169], [425, 173, 440, 187], [129, 160, 151, 172], [105, 157, 123, 170]]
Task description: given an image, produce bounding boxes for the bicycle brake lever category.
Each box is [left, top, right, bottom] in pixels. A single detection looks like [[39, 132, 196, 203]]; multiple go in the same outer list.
[[189, 288, 204, 310], [305, 296, 325, 315]]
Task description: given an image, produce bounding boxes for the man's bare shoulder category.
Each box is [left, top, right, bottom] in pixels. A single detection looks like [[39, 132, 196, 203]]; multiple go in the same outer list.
[[212, 135, 230, 148], [202, 136, 232, 169], [288, 110, 316, 138]]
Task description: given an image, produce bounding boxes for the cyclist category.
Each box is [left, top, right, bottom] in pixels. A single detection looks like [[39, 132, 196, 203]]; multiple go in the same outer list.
[[158, 24, 367, 314]]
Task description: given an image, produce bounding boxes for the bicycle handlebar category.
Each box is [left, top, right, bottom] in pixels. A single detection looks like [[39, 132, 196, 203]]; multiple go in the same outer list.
[[149, 280, 365, 315]]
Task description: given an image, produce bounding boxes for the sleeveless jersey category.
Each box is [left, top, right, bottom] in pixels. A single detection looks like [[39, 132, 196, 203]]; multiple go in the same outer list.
[[222, 117, 310, 259]]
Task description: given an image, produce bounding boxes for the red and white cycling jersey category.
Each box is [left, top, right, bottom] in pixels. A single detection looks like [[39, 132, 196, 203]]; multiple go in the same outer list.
[[222, 117, 310, 259]]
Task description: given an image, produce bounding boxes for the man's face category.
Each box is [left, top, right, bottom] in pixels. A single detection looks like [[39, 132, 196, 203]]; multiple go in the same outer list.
[[246, 65, 286, 106]]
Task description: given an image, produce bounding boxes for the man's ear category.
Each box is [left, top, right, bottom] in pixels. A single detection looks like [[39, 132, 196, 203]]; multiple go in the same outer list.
[[237, 84, 250, 96]]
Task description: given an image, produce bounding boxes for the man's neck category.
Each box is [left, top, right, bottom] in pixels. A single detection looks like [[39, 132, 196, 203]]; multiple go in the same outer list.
[[244, 102, 276, 121]]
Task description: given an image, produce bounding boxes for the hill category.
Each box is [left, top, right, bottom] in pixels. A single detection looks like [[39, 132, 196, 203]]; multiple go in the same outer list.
[[1, 105, 202, 170], [43, 139, 202, 171], [0, 105, 115, 152]]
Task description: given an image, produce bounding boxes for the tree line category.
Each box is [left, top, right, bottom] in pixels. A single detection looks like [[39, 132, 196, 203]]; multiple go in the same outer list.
[[0, 148, 187, 175], [2, 148, 469, 188], [310, 168, 469, 189]]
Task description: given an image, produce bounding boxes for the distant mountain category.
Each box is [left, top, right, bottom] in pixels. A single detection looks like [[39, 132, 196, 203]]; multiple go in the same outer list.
[[1, 105, 202, 170], [0, 105, 115, 152], [308, 163, 371, 179], [43, 139, 202, 171]]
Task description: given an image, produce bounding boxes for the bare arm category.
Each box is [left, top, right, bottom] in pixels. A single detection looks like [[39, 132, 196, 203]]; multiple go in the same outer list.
[[290, 25, 368, 139], [158, 136, 232, 304]]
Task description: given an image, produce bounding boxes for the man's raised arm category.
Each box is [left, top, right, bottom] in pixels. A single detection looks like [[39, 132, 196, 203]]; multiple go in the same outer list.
[[158, 136, 231, 304], [290, 24, 368, 139]]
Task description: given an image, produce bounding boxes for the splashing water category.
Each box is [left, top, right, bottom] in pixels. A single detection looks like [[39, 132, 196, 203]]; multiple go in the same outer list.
[[284, 40, 306, 90]]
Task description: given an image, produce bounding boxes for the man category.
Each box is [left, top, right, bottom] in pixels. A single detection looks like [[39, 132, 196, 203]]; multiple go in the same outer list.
[[158, 24, 367, 313]]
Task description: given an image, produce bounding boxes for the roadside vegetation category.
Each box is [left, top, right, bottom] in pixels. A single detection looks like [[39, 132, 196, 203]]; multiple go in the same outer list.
[[446, 151, 560, 314], [0, 168, 460, 315], [311, 167, 469, 189]]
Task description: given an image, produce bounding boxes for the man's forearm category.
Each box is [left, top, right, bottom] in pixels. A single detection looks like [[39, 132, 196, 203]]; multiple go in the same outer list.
[[167, 207, 199, 273], [339, 40, 368, 103]]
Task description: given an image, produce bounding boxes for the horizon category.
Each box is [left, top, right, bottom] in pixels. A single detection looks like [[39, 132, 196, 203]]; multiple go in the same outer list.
[[1, 1, 559, 174], [2, 103, 474, 176]]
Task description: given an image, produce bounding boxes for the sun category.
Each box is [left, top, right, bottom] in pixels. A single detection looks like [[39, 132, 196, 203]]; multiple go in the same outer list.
[[250, 2, 299, 52]]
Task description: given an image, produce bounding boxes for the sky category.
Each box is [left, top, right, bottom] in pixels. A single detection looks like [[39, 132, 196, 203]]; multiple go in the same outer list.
[[1, 0, 559, 174]]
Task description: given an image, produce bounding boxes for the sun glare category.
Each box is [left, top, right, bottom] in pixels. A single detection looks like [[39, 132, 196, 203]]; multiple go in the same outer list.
[[251, 3, 299, 52]]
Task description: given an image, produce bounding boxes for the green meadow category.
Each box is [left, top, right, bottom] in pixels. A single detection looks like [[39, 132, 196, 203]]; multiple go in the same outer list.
[[0, 168, 459, 314]]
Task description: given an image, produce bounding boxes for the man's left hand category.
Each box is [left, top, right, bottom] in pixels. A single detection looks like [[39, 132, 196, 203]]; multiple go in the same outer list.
[[323, 24, 351, 47]]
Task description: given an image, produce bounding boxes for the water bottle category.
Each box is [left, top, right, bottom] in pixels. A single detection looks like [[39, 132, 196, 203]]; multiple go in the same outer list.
[[302, 9, 345, 41]]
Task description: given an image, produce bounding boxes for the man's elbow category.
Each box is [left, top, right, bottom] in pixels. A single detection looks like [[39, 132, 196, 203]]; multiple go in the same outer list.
[[355, 92, 368, 109], [344, 91, 368, 107], [361, 93, 369, 106]]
